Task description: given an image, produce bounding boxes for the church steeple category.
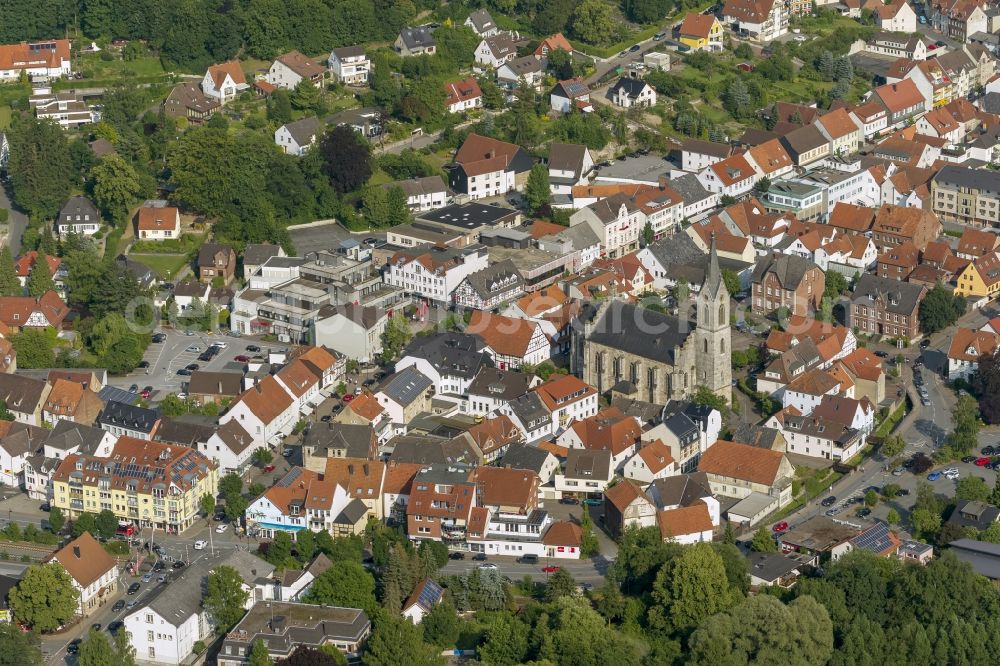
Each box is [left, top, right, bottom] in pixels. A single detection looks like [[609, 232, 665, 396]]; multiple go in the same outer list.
[[703, 232, 725, 299]]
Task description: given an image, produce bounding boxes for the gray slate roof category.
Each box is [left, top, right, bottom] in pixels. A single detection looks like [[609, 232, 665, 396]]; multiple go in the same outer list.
[[467, 8, 496, 33], [853, 273, 926, 315], [461, 259, 523, 300], [751, 253, 818, 291], [280, 116, 322, 147], [0, 375, 48, 415], [47, 420, 109, 453], [563, 448, 611, 479], [647, 471, 713, 509], [243, 243, 283, 267], [468, 367, 535, 402], [608, 77, 652, 99], [379, 366, 432, 406], [134, 550, 274, 625], [548, 142, 590, 181], [402, 332, 492, 380], [949, 538, 1000, 579], [399, 26, 436, 50], [586, 300, 695, 365], [97, 401, 159, 434], [304, 423, 374, 459], [499, 443, 554, 474], [58, 196, 100, 228]]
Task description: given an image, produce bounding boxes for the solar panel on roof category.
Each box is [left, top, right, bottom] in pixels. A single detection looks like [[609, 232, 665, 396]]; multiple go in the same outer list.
[[852, 522, 892, 553], [277, 467, 303, 488], [417, 580, 443, 609]]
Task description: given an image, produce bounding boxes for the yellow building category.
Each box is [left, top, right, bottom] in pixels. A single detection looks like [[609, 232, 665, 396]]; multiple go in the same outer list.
[[678, 13, 723, 52], [51, 436, 218, 534], [954, 252, 1000, 299]]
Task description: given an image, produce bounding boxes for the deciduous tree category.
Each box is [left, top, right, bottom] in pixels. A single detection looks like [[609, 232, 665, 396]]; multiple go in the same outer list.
[[319, 126, 373, 195], [304, 561, 377, 614], [7, 117, 75, 220], [525, 164, 550, 215], [78, 627, 136, 666], [750, 526, 777, 552], [919, 281, 966, 334], [204, 565, 250, 632], [248, 639, 273, 666], [91, 155, 145, 225], [0, 620, 42, 666], [649, 542, 735, 634], [362, 615, 442, 666], [9, 563, 80, 632], [11, 329, 55, 369]]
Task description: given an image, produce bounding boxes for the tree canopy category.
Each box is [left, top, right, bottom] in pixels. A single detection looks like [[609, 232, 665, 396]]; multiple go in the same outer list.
[[9, 563, 80, 632]]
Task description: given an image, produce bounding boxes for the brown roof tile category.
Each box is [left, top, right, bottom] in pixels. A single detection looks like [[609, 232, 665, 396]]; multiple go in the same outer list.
[[698, 440, 787, 485]]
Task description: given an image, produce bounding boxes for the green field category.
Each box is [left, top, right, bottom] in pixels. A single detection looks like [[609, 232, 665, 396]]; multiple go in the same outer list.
[[78, 53, 166, 79], [129, 253, 190, 280]]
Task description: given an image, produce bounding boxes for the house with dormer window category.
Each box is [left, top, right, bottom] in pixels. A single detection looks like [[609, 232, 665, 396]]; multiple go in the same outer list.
[[696, 154, 759, 198], [201, 60, 248, 104], [948, 327, 1000, 381]]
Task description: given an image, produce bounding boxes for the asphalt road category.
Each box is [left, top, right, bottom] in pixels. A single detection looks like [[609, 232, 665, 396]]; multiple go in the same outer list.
[[0, 184, 26, 255]]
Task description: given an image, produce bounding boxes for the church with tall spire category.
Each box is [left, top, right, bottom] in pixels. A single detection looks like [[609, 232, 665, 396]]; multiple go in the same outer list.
[[577, 235, 732, 404]]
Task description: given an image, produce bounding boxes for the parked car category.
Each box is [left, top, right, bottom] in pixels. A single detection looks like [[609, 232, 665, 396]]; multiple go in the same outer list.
[[477, 561, 497, 569], [582, 498, 602, 507], [983, 446, 996, 456], [211, 341, 227, 349], [320, 415, 332, 422], [186, 363, 200, 372], [194, 540, 207, 550], [473, 553, 488, 561], [821, 496, 837, 507], [172, 561, 185, 569], [263, 464, 275, 472], [216, 523, 229, 533], [962, 456, 976, 463], [128, 384, 138, 393], [927, 471, 942, 481], [112, 600, 126, 612], [67, 639, 82, 655], [108, 621, 124, 633], [976, 457, 992, 466], [152, 333, 167, 343], [772, 521, 789, 533], [138, 360, 150, 369], [342, 394, 355, 403], [177, 368, 192, 376], [186, 345, 201, 353], [856, 508, 872, 518], [558, 497, 579, 505], [246, 345, 261, 352], [234, 355, 250, 363], [542, 565, 561, 573], [127, 583, 141, 595], [519, 554, 539, 565], [449, 552, 465, 560], [282, 448, 294, 457], [142, 572, 153, 583]]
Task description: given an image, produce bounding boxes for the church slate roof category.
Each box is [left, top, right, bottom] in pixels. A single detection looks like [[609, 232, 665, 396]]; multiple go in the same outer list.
[[586, 301, 694, 364]]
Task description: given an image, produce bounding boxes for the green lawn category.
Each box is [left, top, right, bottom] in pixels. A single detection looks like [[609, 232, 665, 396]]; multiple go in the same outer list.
[[0, 105, 10, 130], [78, 53, 167, 78], [129, 253, 190, 280]]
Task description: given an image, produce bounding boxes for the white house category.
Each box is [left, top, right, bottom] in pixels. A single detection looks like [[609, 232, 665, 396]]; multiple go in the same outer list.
[[781, 369, 843, 414], [469, 312, 551, 370], [606, 78, 656, 108], [533, 374, 599, 429], [0, 39, 72, 82], [554, 449, 614, 496], [623, 439, 677, 484], [273, 359, 323, 416], [569, 192, 646, 259], [721, 0, 788, 44], [657, 503, 715, 544], [548, 143, 594, 196], [266, 51, 326, 90], [873, 0, 916, 33], [246, 467, 353, 537], [198, 419, 256, 476], [124, 551, 273, 666], [274, 116, 322, 156], [401, 579, 444, 624], [550, 78, 591, 113], [201, 61, 248, 104], [383, 244, 490, 304], [135, 204, 181, 241], [465, 8, 500, 38], [475, 34, 519, 70], [444, 77, 483, 114], [948, 328, 1000, 381], [52, 533, 118, 616], [373, 366, 432, 426], [57, 196, 101, 236], [219, 376, 298, 447], [697, 154, 760, 198], [778, 412, 864, 461], [386, 176, 449, 213], [328, 46, 369, 86], [315, 304, 389, 364]]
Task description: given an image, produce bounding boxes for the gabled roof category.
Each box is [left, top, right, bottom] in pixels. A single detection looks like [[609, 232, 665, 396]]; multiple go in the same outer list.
[[470, 465, 538, 510], [723, 0, 777, 23], [957, 227, 1000, 258], [605, 479, 653, 513], [817, 107, 861, 140], [747, 139, 792, 175], [51, 532, 115, 588], [567, 407, 640, 457], [552, 77, 590, 100], [399, 26, 436, 50], [698, 440, 787, 486], [709, 153, 757, 186], [873, 79, 925, 114], [467, 8, 497, 34], [135, 205, 180, 232], [535, 34, 573, 57], [948, 327, 1000, 362], [679, 13, 719, 39], [275, 51, 325, 79], [279, 116, 322, 147], [231, 375, 294, 426], [207, 60, 246, 89], [455, 133, 533, 177], [444, 77, 483, 106], [658, 502, 713, 539], [635, 439, 674, 474], [751, 253, 820, 291], [378, 366, 432, 406], [608, 77, 652, 99]]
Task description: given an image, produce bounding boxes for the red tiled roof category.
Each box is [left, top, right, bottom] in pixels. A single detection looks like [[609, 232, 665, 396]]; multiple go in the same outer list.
[[658, 503, 714, 539], [698, 440, 787, 486]]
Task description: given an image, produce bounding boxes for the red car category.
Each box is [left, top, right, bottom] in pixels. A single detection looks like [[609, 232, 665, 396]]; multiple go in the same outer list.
[[975, 457, 991, 466], [541, 565, 560, 574], [263, 464, 275, 472], [342, 394, 355, 403], [234, 355, 250, 363], [772, 521, 788, 533]]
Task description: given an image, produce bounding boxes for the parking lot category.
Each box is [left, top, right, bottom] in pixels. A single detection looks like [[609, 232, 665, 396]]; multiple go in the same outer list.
[[108, 330, 291, 400]]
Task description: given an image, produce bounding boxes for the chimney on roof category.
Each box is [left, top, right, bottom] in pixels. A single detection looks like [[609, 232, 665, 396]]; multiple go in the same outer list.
[[73, 545, 81, 558]]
